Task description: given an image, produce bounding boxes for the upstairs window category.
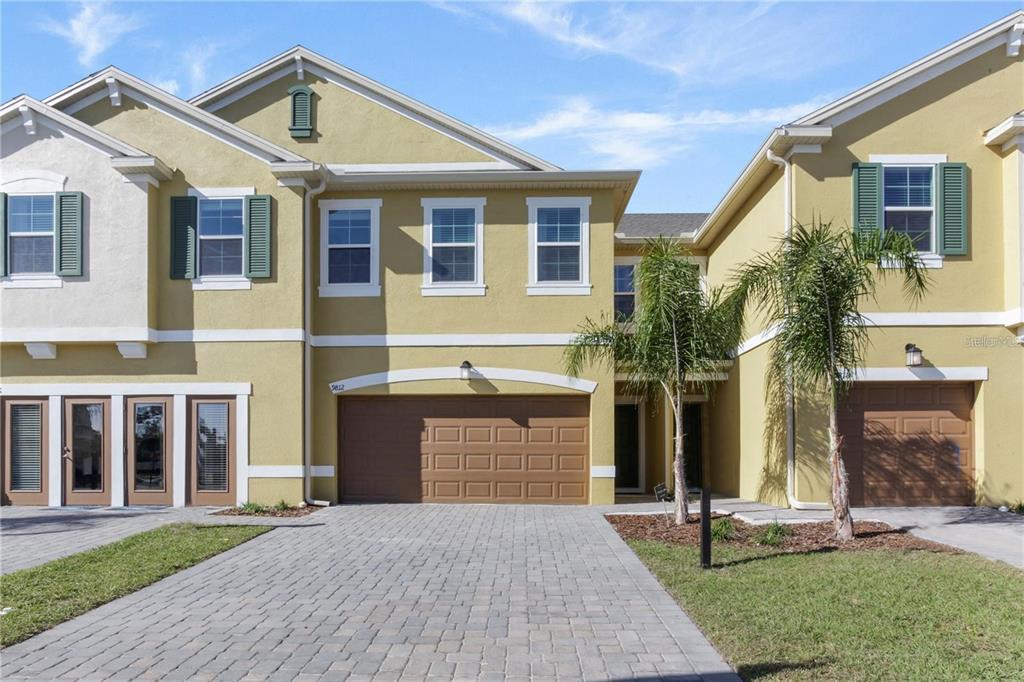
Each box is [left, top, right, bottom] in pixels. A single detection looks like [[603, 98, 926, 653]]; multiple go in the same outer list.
[[421, 198, 486, 296], [883, 166, 934, 252], [614, 263, 635, 321], [319, 199, 381, 297], [197, 198, 244, 276], [526, 197, 591, 296], [6, 195, 54, 274]]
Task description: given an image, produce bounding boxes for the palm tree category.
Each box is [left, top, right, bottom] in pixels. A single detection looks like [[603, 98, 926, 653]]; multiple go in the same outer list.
[[565, 238, 742, 523], [730, 221, 929, 540]]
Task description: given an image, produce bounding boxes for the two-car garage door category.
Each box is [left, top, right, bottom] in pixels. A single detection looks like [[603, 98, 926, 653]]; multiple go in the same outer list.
[[839, 382, 974, 506], [339, 396, 589, 504]]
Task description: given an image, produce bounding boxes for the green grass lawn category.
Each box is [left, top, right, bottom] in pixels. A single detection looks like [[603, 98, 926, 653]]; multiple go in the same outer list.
[[630, 541, 1024, 681], [0, 523, 269, 647]]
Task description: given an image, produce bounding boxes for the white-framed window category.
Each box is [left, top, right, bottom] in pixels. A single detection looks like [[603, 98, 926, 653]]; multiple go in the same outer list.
[[526, 197, 591, 296], [613, 257, 638, 321], [188, 187, 253, 290], [6, 194, 55, 276], [421, 197, 485, 296], [319, 198, 382, 297], [870, 154, 946, 268]]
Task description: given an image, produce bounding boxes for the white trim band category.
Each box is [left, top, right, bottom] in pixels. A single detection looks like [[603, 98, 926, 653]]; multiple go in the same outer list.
[[0, 382, 252, 396], [311, 333, 576, 347], [591, 466, 616, 478], [329, 366, 597, 394], [850, 366, 988, 382], [246, 465, 336, 478]]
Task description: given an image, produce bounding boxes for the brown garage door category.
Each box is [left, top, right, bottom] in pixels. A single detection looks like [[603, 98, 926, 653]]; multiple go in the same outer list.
[[839, 383, 974, 506], [339, 396, 589, 504]]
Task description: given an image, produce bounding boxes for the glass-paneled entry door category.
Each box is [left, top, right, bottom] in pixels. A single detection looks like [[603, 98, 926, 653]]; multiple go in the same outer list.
[[126, 397, 173, 505], [63, 398, 111, 506], [189, 398, 235, 506]]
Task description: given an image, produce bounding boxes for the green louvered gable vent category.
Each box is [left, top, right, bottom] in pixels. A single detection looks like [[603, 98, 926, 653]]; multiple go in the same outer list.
[[170, 196, 197, 279], [0, 192, 7, 277], [245, 195, 272, 278], [288, 85, 313, 138], [10, 403, 43, 492], [851, 163, 883, 236], [55, 191, 84, 276], [938, 162, 968, 256]]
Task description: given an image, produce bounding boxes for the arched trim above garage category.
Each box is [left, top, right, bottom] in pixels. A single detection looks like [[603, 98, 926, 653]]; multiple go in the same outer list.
[[328, 366, 597, 394]]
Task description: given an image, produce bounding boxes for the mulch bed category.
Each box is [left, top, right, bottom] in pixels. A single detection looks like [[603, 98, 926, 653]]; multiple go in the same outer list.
[[214, 506, 319, 518], [607, 513, 960, 554]]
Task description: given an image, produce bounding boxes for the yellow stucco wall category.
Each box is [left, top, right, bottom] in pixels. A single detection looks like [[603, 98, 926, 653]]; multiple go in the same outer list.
[[313, 188, 617, 335], [310, 346, 615, 504], [0, 342, 305, 503], [214, 74, 495, 164], [73, 96, 306, 331]]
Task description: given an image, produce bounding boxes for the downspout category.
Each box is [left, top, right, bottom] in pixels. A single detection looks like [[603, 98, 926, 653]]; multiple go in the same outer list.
[[303, 167, 330, 506], [766, 148, 829, 510]]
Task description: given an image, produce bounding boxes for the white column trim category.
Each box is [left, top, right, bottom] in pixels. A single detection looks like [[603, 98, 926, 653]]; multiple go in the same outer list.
[[47, 396, 61, 507], [109, 395, 125, 507], [236, 394, 249, 506], [172, 395, 186, 508]]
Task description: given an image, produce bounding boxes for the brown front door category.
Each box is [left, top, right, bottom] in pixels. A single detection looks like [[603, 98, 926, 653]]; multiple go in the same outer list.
[[189, 398, 235, 506], [63, 398, 112, 506], [839, 382, 974, 506], [126, 397, 173, 506], [2, 398, 49, 506], [339, 396, 590, 504]]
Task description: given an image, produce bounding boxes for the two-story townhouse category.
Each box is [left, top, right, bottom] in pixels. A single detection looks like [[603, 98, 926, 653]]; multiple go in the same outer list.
[[1, 48, 641, 507], [691, 11, 1023, 509]]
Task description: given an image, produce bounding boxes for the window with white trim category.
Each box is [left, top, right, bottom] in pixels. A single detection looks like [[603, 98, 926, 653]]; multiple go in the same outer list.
[[7, 195, 55, 274], [526, 197, 591, 295], [319, 199, 381, 297], [421, 198, 485, 295], [197, 198, 244, 276], [883, 165, 934, 253], [614, 263, 635, 321]]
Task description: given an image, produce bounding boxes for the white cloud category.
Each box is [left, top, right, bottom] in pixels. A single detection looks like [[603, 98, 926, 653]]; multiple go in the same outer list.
[[489, 94, 832, 168], [182, 42, 224, 94], [469, 1, 851, 85], [148, 78, 180, 95], [41, 1, 142, 68]]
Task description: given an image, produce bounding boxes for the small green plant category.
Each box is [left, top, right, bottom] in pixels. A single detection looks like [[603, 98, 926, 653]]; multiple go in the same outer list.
[[1009, 501, 1024, 515], [239, 502, 269, 514], [754, 520, 792, 547], [711, 517, 736, 542], [273, 499, 291, 512]]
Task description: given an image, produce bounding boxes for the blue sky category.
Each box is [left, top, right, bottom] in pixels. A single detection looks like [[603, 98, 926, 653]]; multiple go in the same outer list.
[[2, 1, 1020, 212]]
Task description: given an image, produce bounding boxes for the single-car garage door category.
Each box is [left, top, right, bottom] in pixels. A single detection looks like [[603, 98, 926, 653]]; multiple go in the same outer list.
[[839, 383, 974, 506], [339, 396, 589, 504]]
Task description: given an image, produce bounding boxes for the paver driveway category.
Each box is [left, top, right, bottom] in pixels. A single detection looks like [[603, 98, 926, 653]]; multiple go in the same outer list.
[[1, 504, 737, 681]]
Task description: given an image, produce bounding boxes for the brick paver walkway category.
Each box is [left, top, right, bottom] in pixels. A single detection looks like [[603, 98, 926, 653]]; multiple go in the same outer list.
[[0, 504, 737, 681]]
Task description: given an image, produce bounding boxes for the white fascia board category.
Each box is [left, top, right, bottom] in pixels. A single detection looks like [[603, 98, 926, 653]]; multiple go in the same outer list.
[[1, 95, 148, 158], [311, 333, 576, 347], [1, 382, 252, 396], [331, 169, 640, 187], [850, 367, 989, 382], [189, 46, 560, 171]]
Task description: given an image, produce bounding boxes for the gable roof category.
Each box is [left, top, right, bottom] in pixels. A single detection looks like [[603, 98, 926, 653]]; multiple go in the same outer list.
[[1, 95, 172, 182], [188, 46, 561, 172], [616, 213, 708, 241], [692, 10, 1024, 247], [43, 67, 310, 167]]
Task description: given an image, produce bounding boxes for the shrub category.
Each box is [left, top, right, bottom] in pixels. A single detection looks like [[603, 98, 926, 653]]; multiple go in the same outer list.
[[711, 517, 736, 542], [1009, 501, 1024, 515], [239, 502, 269, 514], [754, 521, 792, 547], [273, 499, 291, 512]]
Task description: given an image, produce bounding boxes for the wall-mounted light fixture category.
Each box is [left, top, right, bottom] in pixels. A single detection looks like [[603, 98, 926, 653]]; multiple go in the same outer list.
[[459, 360, 473, 381], [904, 343, 923, 367]]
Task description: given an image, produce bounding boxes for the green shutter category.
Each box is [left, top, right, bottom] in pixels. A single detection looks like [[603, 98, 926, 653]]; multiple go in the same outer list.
[[170, 196, 197, 279], [937, 162, 968, 256], [288, 85, 313, 138], [54, 191, 84, 276], [852, 163, 883, 236], [245, 194, 272, 278], [0, 192, 7, 277]]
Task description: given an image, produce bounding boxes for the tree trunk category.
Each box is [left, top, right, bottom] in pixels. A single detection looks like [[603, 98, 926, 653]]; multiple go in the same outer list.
[[828, 394, 854, 541], [672, 387, 689, 524]]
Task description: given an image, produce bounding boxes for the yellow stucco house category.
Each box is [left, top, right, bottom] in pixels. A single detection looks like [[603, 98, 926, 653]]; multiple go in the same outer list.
[[1, 12, 1021, 510]]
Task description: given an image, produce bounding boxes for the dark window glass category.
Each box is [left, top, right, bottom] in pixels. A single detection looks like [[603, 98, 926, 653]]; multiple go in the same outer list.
[[538, 245, 580, 282], [197, 403, 229, 492], [71, 403, 103, 491], [432, 246, 475, 282], [134, 404, 165, 491], [328, 248, 371, 284]]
